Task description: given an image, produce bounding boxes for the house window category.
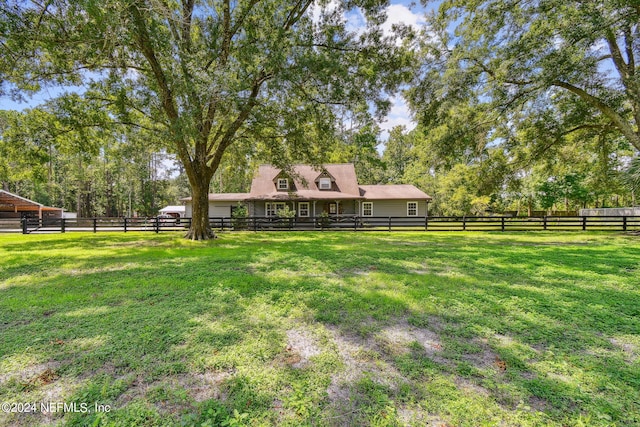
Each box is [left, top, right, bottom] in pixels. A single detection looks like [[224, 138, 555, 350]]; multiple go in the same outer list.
[[362, 202, 373, 217], [298, 202, 309, 217], [319, 178, 331, 190], [407, 202, 418, 216], [266, 202, 286, 216], [277, 178, 289, 190], [329, 203, 337, 214]]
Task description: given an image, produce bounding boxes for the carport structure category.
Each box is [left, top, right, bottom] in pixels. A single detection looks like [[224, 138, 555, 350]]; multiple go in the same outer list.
[[0, 189, 63, 220]]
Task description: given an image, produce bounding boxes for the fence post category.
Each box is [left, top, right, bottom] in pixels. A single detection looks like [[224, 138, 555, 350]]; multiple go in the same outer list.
[[124, 217, 127, 233], [22, 218, 27, 234], [253, 217, 257, 232], [93, 218, 97, 233], [424, 216, 428, 231], [543, 216, 547, 231], [623, 216, 627, 232], [501, 217, 505, 232], [582, 216, 586, 231], [155, 217, 160, 233], [61, 218, 65, 233], [388, 217, 392, 232], [463, 216, 466, 231], [354, 216, 357, 232]]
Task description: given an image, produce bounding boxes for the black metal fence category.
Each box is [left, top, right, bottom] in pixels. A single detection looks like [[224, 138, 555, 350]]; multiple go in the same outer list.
[[1, 215, 639, 234]]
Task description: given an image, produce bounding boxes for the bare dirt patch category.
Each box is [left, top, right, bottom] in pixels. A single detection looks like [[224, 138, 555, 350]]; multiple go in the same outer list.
[[609, 337, 638, 363], [323, 318, 449, 425], [177, 370, 233, 402], [284, 328, 322, 369], [397, 407, 454, 426], [379, 320, 443, 357], [0, 362, 86, 427], [0, 361, 62, 386], [460, 337, 503, 371], [113, 369, 233, 416], [326, 326, 406, 402]]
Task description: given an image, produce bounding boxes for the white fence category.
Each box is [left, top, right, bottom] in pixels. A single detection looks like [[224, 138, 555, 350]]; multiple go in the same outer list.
[[579, 207, 640, 216]]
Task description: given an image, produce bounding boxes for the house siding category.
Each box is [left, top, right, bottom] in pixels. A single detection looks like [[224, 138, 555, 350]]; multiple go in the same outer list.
[[361, 200, 428, 217], [185, 199, 427, 218], [209, 202, 239, 217], [185, 202, 244, 217]]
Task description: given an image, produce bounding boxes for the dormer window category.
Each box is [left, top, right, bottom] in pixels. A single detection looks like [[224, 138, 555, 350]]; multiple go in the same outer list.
[[319, 178, 331, 190], [277, 178, 289, 190]]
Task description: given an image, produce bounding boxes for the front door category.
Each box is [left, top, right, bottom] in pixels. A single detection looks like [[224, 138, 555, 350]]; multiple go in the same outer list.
[[325, 202, 342, 215]]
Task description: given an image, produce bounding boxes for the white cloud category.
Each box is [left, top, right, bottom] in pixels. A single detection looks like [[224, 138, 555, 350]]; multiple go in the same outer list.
[[381, 4, 425, 37], [379, 95, 416, 139], [310, 1, 425, 39], [344, 7, 367, 36], [309, 0, 341, 25], [307, 2, 423, 143]]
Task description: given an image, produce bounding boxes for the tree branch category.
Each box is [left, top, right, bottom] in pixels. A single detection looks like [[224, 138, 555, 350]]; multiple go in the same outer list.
[[467, 57, 533, 86], [553, 80, 640, 150], [605, 29, 631, 82], [624, 26, 635, 72], [206, 72, 271, 172], [560, 123, 612, 136], [128, 3, 194, 169], [182, 0, 194, 50], [297, 42, 362, 53], [284, 0, 313, 31]]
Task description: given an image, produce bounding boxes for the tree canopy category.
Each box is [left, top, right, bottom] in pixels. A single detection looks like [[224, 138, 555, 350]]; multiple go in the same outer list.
[[408, 0, 640, 153], [1, 0, 412, 238]]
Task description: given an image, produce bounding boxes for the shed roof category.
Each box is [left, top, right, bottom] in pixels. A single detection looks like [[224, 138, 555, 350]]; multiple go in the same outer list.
[[0, 190, 63, 212], [180, 193, 250, 202], [159, 205, 186, 213]]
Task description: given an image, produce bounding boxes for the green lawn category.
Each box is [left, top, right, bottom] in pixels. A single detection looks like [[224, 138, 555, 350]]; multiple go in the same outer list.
[[0, 232, 638, 427]]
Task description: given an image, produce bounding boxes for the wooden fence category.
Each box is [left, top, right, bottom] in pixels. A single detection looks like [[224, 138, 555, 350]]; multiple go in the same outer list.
[[1, 215, 639, 234]]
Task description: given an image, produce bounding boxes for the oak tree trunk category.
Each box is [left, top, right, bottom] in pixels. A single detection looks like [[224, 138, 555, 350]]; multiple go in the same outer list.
[[185, 172, 215, 240]]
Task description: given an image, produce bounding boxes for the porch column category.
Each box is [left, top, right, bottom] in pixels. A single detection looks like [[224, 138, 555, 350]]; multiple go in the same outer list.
[[313, 201, 317, 217]]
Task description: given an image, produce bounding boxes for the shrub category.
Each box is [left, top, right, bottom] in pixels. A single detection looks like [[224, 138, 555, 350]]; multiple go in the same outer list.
[[276, 206, 296, 218], [231, 204, 248, 230]]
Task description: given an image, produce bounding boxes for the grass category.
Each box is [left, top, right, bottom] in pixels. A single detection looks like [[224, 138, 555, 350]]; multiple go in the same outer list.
[[0, 231, 638, 427]]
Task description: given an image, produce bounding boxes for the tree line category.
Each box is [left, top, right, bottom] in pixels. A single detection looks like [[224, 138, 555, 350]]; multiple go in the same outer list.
[[0, 108, 188, 217]]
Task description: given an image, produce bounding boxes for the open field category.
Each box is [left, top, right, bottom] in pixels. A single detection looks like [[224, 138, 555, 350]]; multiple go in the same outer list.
[[0, 232, 639, 426]]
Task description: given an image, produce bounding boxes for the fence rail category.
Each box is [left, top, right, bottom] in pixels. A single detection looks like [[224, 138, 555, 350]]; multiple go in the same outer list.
[[1, 215, 639, 235]]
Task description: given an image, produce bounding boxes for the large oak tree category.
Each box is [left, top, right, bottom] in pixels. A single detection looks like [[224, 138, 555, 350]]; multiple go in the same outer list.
[[409, 0, 640, 154], [1, 0, 411, 239]]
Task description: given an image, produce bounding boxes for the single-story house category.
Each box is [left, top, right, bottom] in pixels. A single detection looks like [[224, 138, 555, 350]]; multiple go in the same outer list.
[[0, 190, 63, 220], [182, 164, 432, 218]]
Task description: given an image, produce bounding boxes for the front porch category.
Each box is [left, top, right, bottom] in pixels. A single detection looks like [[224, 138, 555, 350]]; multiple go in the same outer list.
[[249, 199, 359, 219]]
